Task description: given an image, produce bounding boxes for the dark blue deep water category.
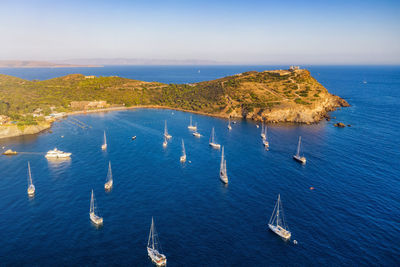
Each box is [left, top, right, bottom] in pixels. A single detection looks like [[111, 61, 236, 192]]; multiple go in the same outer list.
[[0, 66, 399, 266]]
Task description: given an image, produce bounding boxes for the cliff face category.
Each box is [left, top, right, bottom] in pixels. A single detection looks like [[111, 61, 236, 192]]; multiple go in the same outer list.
[[0, 123, 51, 139]]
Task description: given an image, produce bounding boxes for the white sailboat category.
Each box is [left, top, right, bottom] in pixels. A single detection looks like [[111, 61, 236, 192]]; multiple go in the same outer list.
[[209, 127, 221, 149], [268, 194, 291, 240], [227, 118, 232, 130], [260, 122, 266, 139], [180, 139, 186, 163], [89, 190, 103, 225], [164, 121, 172, 140], [192, 123, 201, 137], [293, 136, 306, 164], [219, 146, 228, 184], [101, 131, 107, 150], [188, 116, 197, 131], [147, 217, 167, 266], [263, 125, 269, 148], [27, 162, 35, 196], [104, 161, 113, 191]]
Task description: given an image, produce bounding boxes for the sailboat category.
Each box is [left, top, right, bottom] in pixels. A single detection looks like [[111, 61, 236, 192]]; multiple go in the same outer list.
[[89, 190, 103, 225], [147, 217, 167, 266], [219, 146, 228, 184], [263, 125, 269, 148], [27, 162, 35, 196], [180, 139, 186, 163], [268, 194, 291, 240], [209, 127, 221, 149], [260, 122, 266, 139], [227, 118, 232, 130], [164, 120, 172, 140], [293, 136, 306, 164], [188, 116, 197, 131], [101, 131, 107, 150], [104, 161, 113, 191], [162, 135, 168, 148], [192, 123, 201, 137]]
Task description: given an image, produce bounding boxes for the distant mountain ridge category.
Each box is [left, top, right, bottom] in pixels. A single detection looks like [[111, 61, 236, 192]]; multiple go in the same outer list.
[[0, 60, 102, 68], [56, 58, 228, 66]]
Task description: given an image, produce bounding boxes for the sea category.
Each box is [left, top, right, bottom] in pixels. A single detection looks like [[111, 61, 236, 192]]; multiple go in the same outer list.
[[0, 65, 399, 266]]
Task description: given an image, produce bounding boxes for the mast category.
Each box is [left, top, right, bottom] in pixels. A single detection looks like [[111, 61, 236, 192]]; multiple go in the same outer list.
[[210, 127, 215, 143], [107, 161, 112, 182], [220, 146, 224, 172], [190, 116, 192, 127], [182, 139, 186, 157], [151, 217, 155, 249], [164, 121, 168, 135], [104, 131, 107, 146], [276, 194, 281, 227], [296, 136, 301, 156], [27, 161, 32, 186], [148, 217, 153, 248], [261, 122, 264, 134], [265, 125, 268, 140], [90, 190, 94, 214]]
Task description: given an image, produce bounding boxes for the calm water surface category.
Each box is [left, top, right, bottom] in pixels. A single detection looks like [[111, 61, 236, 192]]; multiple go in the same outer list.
[[0, 66, 399, 266]]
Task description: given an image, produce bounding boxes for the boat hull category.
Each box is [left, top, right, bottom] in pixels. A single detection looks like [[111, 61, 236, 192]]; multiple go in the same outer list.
[[104, 181, 113, 191], [147, 247, 167, 266], [220, 173, 228, 184], [293, 155, 306, 164], [164, 134, 172, 140], [180, 155, 186, 162], [209, 143, 221, 149], [90, 212, 103, 225], [101, 144, 107, 150], [268, 224, 291, 240], [45, 153, 71, 158], [27, 185, 35, 196], [193, 132, 201, 137], [188, 126, 197, 131]]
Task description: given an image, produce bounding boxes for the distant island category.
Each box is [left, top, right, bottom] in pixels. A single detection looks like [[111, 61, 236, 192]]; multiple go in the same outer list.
[[0, 60, 102, 68], [0, 67, 349, 139]]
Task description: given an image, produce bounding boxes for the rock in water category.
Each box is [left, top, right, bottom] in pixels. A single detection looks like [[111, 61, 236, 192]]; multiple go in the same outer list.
[[334, 122, 346, 128]]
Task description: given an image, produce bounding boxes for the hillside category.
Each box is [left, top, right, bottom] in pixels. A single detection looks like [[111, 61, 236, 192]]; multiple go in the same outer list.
[[0, 60, 101, 68], [0, 69, 349, 126]]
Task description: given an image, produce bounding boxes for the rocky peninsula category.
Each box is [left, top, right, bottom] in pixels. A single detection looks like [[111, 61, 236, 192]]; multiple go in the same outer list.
[[0, 68, 349, 139]]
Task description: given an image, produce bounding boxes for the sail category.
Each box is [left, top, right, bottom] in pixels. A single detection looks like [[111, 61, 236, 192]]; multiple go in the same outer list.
[[147, 217, 163, 253], [107, 161, 112, 183], [210, 127, 215, 143], [189, 116, 192, 127], [164, 121, 168, 135], [104, 131, 107, 145], [265, 125, 268, 140], [296, 136, 301, 156], [182, 139, 186, 157]]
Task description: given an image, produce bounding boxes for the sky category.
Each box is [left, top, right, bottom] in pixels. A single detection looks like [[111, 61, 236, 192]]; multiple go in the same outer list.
[[0, 0, 399, 64]]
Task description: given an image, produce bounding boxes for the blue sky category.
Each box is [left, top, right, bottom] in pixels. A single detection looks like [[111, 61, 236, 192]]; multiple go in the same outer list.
[[0, 0, 399, 64]]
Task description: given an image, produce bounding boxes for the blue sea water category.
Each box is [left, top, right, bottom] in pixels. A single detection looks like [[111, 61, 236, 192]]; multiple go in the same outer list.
[[0, 66, 399, 266]]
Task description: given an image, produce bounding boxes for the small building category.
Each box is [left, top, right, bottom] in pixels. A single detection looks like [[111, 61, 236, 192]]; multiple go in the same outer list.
[[70, 100, 108, 110], [85, 75, 96, 79], [0, 115, 10, 125], [289, 66, 300, 71]]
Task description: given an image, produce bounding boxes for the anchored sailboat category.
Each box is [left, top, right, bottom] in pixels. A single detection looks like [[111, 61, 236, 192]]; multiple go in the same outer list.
[[193, 123, 201, 137], [263, 125, 269, 148], [104, 161, 113, 191], [162, 135, 168, 148], [147, 217, 167, 266], [260, 122, 266, 139], [89, 190, 103, 225], [188, 116, 197, 131], [293, 136, 306, 164], [227, 118, 232, 130], [180, 139, 186, 163], [209, 127, 221, 149], [27, 162, 35, 196], [268, 194, 291, 240], [101, 131, 107, 150], [164, 121, 172, 140], [219, 146, 228, 184]]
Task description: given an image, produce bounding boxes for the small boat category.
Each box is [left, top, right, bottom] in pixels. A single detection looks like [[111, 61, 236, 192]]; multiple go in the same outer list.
[[104, 161, 113, 191], [209, 127, 221, 149], [263, 125, 269, 148], [268, 194, 291, 240], [162, 135, 168, 148], [147, 217, 167, 266], [180, 139, 186, 163], [101, 131, 107, 150], [256, 125, 259, 128], [164, 120, 172, 140], [89, 190, 103, 225], [293, 136, 306, 164], [260, 122, 266, 139], [227, 118, 232, 130], [193, 131, 201, 138], [219, 146, 228, 184], [187, 116, 197, 131], [2, 149, 18, 155], [132, 136, 137, 140], [27, 162, 35, 196], [45, 148, 71, 158]]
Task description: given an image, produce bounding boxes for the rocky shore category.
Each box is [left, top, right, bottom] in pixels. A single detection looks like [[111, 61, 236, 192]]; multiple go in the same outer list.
[[0, 122, 51, 139]]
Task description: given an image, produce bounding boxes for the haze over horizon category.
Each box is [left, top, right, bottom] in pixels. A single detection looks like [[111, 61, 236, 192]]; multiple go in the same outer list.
[[1, 0, 399, 65]]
